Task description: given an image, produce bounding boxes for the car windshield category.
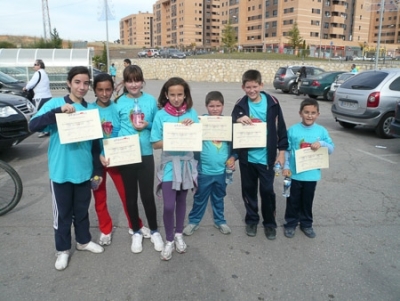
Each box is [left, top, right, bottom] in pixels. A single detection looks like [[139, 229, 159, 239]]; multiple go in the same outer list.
[[337, 73, 354, 82], [340, 71, 387, 90], [0, 71, 19, 84], [276, 68, 287, 75]]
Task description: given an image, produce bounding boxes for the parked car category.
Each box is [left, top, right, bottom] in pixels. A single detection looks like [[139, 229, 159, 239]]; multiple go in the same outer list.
[[327, 72, 356, 100], [331, 69, 400, 138], [0, 93, 36, 149], [0, 67, 30, 82], [137, 50, 147, 58], [389, 101, 400, 137], [159, 48, 186, 59], [299, 71, 346, 100], [0, 71, 28, 98], [273, 65, 325, 94], [146, 49, 160, 58]]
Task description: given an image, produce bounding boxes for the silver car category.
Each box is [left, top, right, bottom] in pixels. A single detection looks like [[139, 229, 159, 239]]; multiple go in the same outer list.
[[331, 69, 399, 138], [327, 72, 355, 101]]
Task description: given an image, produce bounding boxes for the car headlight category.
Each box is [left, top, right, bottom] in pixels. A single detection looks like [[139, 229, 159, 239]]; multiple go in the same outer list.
[[0, 106, 19, 117]]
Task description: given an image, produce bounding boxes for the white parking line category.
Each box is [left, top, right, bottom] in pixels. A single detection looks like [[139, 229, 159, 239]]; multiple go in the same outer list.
[[356, 149, 398, 164]]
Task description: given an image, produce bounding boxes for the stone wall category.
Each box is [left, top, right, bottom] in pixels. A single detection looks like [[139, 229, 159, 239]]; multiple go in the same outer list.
[[111, 59, 399, 84]]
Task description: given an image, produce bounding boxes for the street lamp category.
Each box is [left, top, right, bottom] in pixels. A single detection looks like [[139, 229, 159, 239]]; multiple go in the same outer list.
[[374, 0, 385, 69]]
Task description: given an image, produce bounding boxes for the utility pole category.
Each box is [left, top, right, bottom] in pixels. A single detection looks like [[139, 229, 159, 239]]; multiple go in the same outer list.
[[42, 0, 52, 40]]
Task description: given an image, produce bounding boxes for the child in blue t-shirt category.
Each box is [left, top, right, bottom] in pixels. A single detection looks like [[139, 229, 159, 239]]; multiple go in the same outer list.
[[150, 77, 199, 261], [183, 91, 235, 236], [282, 98, 334, 239]]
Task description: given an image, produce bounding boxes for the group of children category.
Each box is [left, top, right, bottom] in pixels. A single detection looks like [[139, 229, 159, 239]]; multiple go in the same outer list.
[[29, 64, 334, 271]]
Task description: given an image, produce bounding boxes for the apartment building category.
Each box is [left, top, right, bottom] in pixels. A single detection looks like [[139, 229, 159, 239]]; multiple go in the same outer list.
[[121, 0, 400, 56], [120, 12, 153, 47]]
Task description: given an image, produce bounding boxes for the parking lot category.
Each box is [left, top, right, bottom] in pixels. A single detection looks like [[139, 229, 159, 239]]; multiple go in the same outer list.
[[0, 80, 399, 301]]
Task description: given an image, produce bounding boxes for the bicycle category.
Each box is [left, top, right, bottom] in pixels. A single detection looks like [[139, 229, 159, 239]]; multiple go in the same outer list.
[[0, 160, 23, 216]]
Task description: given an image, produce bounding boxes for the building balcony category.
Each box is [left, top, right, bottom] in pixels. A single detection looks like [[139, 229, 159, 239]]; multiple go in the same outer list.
[[331, 4, 346, 13], [329, 27, 344, 35], [330, 16, 345, 24]]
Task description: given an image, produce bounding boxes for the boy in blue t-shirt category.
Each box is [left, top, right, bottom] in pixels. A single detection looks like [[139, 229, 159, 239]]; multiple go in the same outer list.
[[183, 91, 235, 236], [283, 98, 334, 239], [231, 69, 288, 240]]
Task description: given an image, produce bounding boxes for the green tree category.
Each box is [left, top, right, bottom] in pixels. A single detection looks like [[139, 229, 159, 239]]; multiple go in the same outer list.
[[0, 41, 16, 48], [29, 28, 63, 48], [288, 22, 303, 54], [221, 20, 237, 52], [50, 28, 63, 48]]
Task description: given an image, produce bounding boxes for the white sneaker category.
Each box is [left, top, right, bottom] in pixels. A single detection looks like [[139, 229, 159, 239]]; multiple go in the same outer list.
[[140, 226, 151, 239], [131, 233, 143, 253], [76, 241, 104, 253], [160, 241, 174, 261], [55, 251, 70, 271], [128, 228, 133, 235], [99, 232, 112, 246], [150, 232, 164, 251], [174, 233, 187, 253]]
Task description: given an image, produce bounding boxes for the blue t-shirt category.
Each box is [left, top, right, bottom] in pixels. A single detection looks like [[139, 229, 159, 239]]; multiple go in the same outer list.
[[287, 122, 334, 181], [248, 93, 267, 164], [30, 97, 94, 184], [109, 66, 117, 76], [115, 92, 158, 156], [150, 107, 199, 182]]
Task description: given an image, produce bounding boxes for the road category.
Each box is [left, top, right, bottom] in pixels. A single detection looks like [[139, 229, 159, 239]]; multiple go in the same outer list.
[[0, 80, 399, 301]]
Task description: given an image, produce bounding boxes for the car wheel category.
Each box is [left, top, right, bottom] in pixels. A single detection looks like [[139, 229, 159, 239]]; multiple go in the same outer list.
[[323, 89, 329, 100], [375, 112, 395, 139], [308, 94, 318, 99], [289, 83, 298, 95], [339, 121, 357, 129]]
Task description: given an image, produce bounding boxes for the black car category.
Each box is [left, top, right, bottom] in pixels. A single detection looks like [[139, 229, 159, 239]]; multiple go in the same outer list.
[[0, 93, 36, 149], [0, 71, 28, 98], [389, 101, 400, 138]]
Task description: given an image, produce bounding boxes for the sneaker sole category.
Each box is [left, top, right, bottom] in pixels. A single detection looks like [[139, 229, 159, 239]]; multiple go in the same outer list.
[[99, 240, 111, 246]]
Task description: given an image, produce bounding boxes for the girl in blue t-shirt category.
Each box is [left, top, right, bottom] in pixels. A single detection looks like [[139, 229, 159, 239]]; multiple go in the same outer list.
[[114, 65, 164, 255], [150, 77, 199, 261], [29, 66, 104, 271], [89, 73, 150, 247]]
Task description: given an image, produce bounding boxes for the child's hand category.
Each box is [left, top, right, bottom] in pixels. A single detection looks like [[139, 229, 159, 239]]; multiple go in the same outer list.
[[310, 141, 321, 151], [133, 120, 148, 131], [181, 118, 194, 126], [100, 155, 110, 167], [282, 169, 291, 177], [61, 103, 75, 114], [237, 115, 252, 125], [226, 156, 235, 170]]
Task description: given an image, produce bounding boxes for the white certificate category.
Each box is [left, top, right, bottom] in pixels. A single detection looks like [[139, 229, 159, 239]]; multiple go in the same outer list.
[[103, 135, 142, 167], [163, 123, 202, 151], [199, 116, 232, 141], [233, 123, 266, 148], [56, 109, 103, 144], [295, 147, 329, 173]]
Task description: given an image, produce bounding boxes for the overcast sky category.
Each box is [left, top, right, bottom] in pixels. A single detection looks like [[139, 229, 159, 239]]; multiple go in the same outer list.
[[1, 0, 156, 42]]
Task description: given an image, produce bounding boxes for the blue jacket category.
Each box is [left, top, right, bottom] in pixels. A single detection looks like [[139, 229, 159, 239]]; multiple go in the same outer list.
[[231, 91, 288, 168]]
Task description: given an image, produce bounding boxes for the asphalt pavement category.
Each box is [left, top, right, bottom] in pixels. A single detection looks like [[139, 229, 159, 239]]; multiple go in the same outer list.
[[0, 80, 399, 301]]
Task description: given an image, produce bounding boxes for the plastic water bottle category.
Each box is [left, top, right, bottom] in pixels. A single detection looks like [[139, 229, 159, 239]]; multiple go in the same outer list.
[[132, 100, 142, 126], [273, 162, 282, 177], [282, 177, 291, 198], [91, 175, 101, 190], [225, 168, 233, 185]]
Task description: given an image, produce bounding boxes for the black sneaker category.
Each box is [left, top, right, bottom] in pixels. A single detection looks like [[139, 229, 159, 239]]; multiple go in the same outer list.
[[300, 227, 316, 238], [264, 227, 276, 240], [284, 228, 295, 238], [245, 224, 257, 237]]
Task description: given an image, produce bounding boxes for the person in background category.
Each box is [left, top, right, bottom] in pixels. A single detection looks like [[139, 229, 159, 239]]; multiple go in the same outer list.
[[282, 98, 334, 239], [150, 77, 199, 261], [114, 59, 131, 95], [183, 91, 235, 236], [89, 73, 151, 246], [350, 64, 358, 74], [23, 59, 52, 137], [231, 69, 288, 240], [29, 66, 104, 271], [109, 63, 117, 82]]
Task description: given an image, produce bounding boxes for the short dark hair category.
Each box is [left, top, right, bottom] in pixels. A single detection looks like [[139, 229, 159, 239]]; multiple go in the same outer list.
[[242, 69, 262, 85], [300, 98, 319, 112], [124, 58, 131, 65], [157, 77, 193, 109], [66, 66, 91, 92], [93, 73, 113, 90], [205, 91, 224, 105], [36, 59, 45, 69]]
